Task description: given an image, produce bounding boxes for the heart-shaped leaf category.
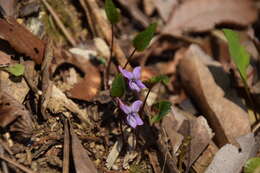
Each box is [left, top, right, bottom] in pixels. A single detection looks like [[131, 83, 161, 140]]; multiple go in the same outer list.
[[244, 157, 260, 173], [151, 101, 171, 123], [223, 29, 250, 81], [6, 64, 25, 77], [110, 74, 126, 97], [133, 23, 157, 51], [105, 0, 120, 24]]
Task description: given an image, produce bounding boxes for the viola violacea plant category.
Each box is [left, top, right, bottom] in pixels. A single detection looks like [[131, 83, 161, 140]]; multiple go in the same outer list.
[[105, 0, 171, 131]]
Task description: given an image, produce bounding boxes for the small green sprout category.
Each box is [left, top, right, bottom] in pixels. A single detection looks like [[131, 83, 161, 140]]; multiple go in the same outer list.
[[6, 64, 25, 77]]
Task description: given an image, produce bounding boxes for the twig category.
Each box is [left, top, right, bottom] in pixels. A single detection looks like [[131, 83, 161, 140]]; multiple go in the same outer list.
[[41, 0, 76, 46], [105, 24, 114, 89], [62, 119, 70, 173], [0, 154, 36, 173]]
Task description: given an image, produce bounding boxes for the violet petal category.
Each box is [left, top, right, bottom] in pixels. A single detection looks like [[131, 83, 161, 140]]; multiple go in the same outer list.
[[126, 114, 137, 128], [131, 100, 143, 112], [119, 66, 133, 79], [136, 80, 146, 89], [133, 113, 143, 126], [119, 100, 131, 114], [129, 81, 141, 92], [133, 66, 141, 79]]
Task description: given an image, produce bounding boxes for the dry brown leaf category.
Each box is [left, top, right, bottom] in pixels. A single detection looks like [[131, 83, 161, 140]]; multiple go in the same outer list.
[[48, 85, 90, 125], [163, 0, 257, 36], [189, 116, 214, 166], [155, 0, 179, 22], [0, 0, 17, 17], [70, 122, 98, 173], [0, 92, 33, 136], [0, 51, 11, 66], [0, 70, 29, 103], [179, 45, 251, 147], [117, 0, 150, 27], [143, 0, 155, 16], [0, 17, 45, 64]]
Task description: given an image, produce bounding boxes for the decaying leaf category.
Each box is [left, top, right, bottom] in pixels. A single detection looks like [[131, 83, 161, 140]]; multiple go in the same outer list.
[[70, 122, 98, 173], [155, 0, 178, 22], [163, 0, 257, 36], [48, 85, 90, 125], [0, 92, 33, 137], [0, 51, 11, 66], [189, 116, 214, 166], [106, 138, 123, 169], [0, 71, 29, 103], [179, 45, 251, 147], [0, 17, 45, 64], [0, 0, 17, 17]]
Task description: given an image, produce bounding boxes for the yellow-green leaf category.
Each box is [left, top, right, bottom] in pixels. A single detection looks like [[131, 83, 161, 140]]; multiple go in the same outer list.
[[6, 64, 25, 77], [244, 157, 260, 173], [223, 29, 250, 81]]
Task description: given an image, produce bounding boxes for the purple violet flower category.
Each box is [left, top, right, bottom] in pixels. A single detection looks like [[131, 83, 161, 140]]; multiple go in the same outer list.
[[119, 66, 146, 92], [118, 99, 144, 128]]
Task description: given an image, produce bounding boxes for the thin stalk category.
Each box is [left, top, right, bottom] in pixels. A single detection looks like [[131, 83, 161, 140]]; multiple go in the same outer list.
[[105, 24, 114, 90], [140, 88, 151, 113], [123, 48, 136, 69], [119, 116, 125, 143], [242, 78, 258, 121]]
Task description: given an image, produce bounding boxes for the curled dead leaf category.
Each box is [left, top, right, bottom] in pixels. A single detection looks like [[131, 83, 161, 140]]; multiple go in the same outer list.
[[53, 49, 101, 101]]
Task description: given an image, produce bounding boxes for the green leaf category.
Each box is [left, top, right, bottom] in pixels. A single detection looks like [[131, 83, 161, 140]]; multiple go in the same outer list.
[[6, 64, 25, 77], [147, 75, 169, 85], [151, 101, 171, 123], [133, 23, 157, 51], [244, 157, 260, 173], [223, 29, 250, 81], [105, 0, 120, 24], [110, 74, 126, 97]]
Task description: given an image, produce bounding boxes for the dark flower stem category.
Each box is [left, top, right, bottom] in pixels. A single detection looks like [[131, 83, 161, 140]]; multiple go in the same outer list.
[[105, 24, 114, 90], [123, 48, 136, 69], [140, 87, 151, 113]]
